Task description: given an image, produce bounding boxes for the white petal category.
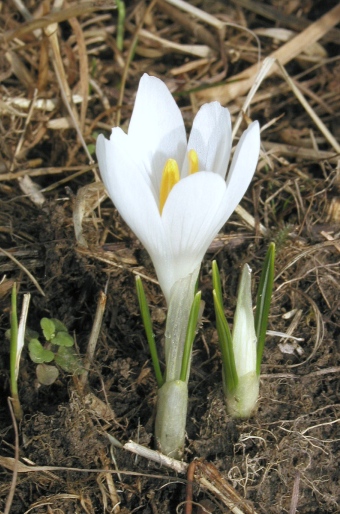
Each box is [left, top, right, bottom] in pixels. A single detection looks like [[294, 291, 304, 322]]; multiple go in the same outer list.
[[157, 172, 229, 301], [224, 121, 260, 215], [128, 74, 187, 194], [182, 102, 232, 178], [232, 264, 257, 378], [96, 132, 167, 263], [96, 133, 109, 184]]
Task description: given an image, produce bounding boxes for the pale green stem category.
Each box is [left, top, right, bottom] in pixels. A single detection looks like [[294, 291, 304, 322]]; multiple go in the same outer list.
[[155, 268, 199, 458], [164, 268, 199, 383]]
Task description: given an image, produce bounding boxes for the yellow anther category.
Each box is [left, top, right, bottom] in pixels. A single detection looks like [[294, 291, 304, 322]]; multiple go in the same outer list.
[[159, 158, 180, 214], [188, 149, 199, 175]]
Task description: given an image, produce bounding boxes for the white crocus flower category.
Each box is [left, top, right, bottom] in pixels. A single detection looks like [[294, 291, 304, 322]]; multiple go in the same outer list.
[[96, 74, 260, 304]]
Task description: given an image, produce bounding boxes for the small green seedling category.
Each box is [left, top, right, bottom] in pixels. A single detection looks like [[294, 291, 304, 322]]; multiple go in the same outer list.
[[213, 243, 275, 418], [26, 318, 83, 385]]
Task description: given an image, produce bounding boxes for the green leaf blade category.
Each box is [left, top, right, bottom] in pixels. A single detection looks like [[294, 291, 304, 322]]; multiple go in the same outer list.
[[255, 243, 276, 375], [136, 276, 164, 388], [180, 291, 202, 383], [212, 260, 223, 307], [213, 290, 238, 393], [10, 283, 18, 391]]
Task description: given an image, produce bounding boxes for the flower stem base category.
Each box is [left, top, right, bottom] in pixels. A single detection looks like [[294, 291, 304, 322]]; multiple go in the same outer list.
[[225, 372, 259, 419], [155, 380, 188, 459]]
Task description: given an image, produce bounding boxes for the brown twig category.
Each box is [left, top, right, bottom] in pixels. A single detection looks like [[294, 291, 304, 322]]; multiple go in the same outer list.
[[79, 289, 108, 390], [0, 248, 45, 296], [4, 399, 20, 514], [185, 460, 197, 514], [2, 2, 117, 43]]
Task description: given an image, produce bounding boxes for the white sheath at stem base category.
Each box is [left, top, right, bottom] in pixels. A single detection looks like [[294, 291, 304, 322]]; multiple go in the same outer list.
[[224, 263, 259, 419], [224, 371, 259, 419], [155, 380, 188, 459]]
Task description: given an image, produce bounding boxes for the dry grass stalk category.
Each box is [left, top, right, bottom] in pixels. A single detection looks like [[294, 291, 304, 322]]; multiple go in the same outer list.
[[1, 2, 117, 43], [124, 441, 257, 514], [0, 248, 45, 296], [195, 3, 340, 104], [45, 20, 94, 165], [79, 289, 108, 390], [231, 0, 340, 44]]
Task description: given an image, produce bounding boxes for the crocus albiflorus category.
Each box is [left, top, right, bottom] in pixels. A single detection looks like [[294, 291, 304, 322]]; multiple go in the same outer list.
[[96, 74, 261, 457], [96, 73, 260, 305]]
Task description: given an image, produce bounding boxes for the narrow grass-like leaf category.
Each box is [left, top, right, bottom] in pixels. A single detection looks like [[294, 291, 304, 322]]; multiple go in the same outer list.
[[213, 290, 238, 393], [180, 291, 202, 382], [116, 0, 125, 51], [10, 283, 18, 397], [136, 276, 164, 388], [255, 243, 275, 375], [10, 283, 23, 420], [212, 260, 223, 307], [212, 261, 238, 391]]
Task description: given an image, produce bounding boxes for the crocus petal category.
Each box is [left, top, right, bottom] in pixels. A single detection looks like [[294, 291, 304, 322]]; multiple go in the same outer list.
[[182, 102, 232, 178], [99, 126, 158, 202], [224, 121, 260, 215], [127, 74, 187, 194], [158, 172, 228, 301], [96, 132, 167, 260], [232, 264, 257, 378]]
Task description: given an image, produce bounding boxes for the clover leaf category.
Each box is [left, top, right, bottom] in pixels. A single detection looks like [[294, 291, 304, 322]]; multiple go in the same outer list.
[[40, 318, 56, 341], [28, 339, 54, 364], [51, 318, 68, 333], [53, 331, 74, 347], [36, 363, 59, 385], [55, 346, 83, 374]]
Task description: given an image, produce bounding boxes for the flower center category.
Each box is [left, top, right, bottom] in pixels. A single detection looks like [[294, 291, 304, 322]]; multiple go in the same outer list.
[[159, 159, 180, 214], [188, 149, 199, 175], [159, 150, 199, 214]]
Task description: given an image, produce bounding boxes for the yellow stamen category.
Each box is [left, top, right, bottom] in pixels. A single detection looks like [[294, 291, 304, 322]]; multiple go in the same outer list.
[[159, 158, 180, 214], [188, 149, 199, 175]]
